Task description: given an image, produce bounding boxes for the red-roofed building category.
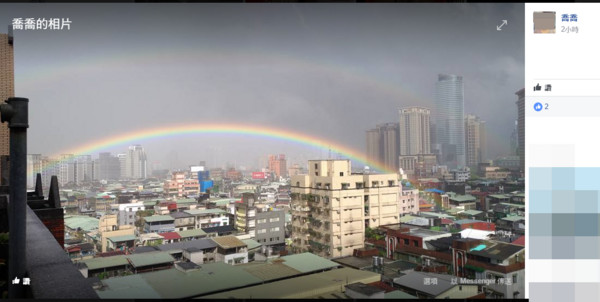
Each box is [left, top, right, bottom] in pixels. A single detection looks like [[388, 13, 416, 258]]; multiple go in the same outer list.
[[160, 231, 182, 244], [512, 235, 525, 246]]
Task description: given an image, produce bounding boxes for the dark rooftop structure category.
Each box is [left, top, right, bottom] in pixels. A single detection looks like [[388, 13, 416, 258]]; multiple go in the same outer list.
[[202, 224, 236, 236], [467, 241, 524, 261], [131, 246, 159, 254], [155, 238, 218, 252]]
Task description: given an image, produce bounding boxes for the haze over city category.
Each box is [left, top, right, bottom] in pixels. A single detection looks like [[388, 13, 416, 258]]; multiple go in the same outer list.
[[0, 3, 524, 170]]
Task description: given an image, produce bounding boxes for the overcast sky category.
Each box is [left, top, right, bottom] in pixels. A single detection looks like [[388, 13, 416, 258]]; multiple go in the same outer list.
[[0, 3, 524, 171]]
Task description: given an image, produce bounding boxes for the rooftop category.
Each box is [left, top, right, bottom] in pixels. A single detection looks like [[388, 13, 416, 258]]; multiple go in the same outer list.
[[500, 215, 525, 222], [211, 236, 247, 249], [241, 238, 261, 250], [462, 209, 483, 216], [408, 228, 450, 238], [449, 194, 477, 202], [143, 215, 175, 223], [346, 282, 385, 296], [81, 255, 129, 271], [184, 208, 227, 215], [177, 228, 207, 238], [155, 238, 217, 253], [202, 225, 236, 234], [126, 251, 175, 268], [169, 211, 193, 219], [201, 267, 380, 299], [467, 241, 524, 261], [64, 215, 100, 232], [159, 232, 181, 240], [107, 234, 137, 243], [454, 219, 485, 225], [276, 252, 340, 273], [131, 246, 159, 254], [97, 262, 263, 299]]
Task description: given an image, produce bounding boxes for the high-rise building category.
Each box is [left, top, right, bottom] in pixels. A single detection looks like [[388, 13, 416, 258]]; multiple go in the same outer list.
[[96, 152, 121, 181], [26, 154, 43, 189], [268, 154, 287, 178], [399, 106, 431, 156], [290, 160, 408, 258], [465, 114, 487, 168], [516, 88, 525, 175], [365, 123, 399, 171], [0, 33, 15, 181], [434, 74, 466, 168], [117, 153, 127, 179], [58, 154, 76, 186], [74, 155, 94, 184], [365, 128, 381, 167], [41, 156, 58, 190], [124, 145, 147, 179], [381, 123, 399, 170]]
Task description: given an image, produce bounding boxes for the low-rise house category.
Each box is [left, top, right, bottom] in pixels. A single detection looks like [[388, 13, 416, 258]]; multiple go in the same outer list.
[[143, 215, 175, 233], [212, 236, 249, 265], [185, 208, 230, 229], [169, 211, 195, 231], [159, 231, 182, 244], [138, 233, 164, 246], [65, 242, 95, 262], [106, 234, 137, 252], [453, 219, 496, 232], [126, 251, 175, 274], [177, 229, 207, 241], [496, 215, 525, 235], [202, 225, 236, 237], [155, 238, 218, 264]]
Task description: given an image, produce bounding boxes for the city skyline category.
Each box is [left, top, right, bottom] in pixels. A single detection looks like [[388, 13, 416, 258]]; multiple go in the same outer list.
[[0, 3, 524, 170]]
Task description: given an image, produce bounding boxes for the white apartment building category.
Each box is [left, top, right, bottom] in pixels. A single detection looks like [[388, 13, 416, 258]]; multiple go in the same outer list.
[[290, 159, 406, 258]]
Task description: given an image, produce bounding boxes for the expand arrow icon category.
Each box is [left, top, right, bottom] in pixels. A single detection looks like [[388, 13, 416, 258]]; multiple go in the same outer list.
[[497, 20, 508, 31]]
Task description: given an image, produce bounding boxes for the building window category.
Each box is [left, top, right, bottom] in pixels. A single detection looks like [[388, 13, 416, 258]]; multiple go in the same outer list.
[[270, 227, 280, 232], [340, 172, 344, 176], [258, 229, 267, 234], [513, 274, 517, 283], [270, 217, 279, 223]]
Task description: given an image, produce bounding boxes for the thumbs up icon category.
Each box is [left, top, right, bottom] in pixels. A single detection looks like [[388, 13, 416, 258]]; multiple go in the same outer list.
[[534, 83, 542, 91], [12, 277, 20, 284]]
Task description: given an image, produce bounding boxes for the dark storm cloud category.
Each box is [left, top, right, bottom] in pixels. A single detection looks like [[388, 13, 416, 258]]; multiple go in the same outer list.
[[0, 3, 524, 170]]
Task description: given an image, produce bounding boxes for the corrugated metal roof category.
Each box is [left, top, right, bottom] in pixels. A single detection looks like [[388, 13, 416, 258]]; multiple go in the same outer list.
[[201, 267, 380, 299], [96, 274, 161, 299], [211, 236, 247, 249], [64, 215, 100, 232], [241, 239, 261, 250], [277, 253, 340, 273], [127, 251, 175, 268], [177, 229, 207, 238], [144, 215, 175, 223], [98, 262, 263, 298], [184, 208, 226, 215], [107, 234, 137, 242], [81, 255, 129, 271]]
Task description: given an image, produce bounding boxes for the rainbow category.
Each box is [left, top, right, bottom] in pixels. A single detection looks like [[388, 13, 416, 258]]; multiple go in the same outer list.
[[35, 123, 395, 178]]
